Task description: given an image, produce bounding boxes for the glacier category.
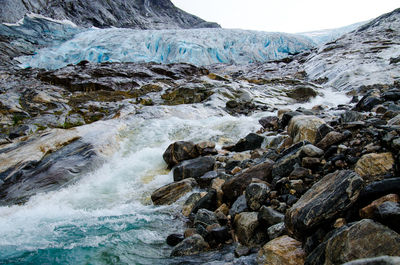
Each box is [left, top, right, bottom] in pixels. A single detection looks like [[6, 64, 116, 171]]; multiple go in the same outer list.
[[17, 28, 315, 69]]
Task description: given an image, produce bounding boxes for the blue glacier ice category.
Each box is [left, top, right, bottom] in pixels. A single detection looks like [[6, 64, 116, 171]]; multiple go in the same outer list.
[[17, 28, 315, 69]]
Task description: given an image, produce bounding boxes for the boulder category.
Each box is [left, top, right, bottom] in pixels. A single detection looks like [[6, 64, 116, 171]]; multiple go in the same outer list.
[[288, 115, 325, 144], [259, 116, 279, 130], [301, 144, 324, 157], [170, 234, 210, 257], [245, 183, 270, 211], [163, 141, 199, 168], [359, 194, 400, 219], [316, 131, 345, 150], [342, 256, 400, 265], [314, 124, 334, 144], [229, 195, 248, 218], [376, 201, 400, 233], [197, 171, 218, 189], [151, 178, 197, 205], [258, 206, 284, 227], [195, 141, 217, 156], [257, 235, 306, 265], [355, 153, 394, 180], [182, 192, 202, 217], [173, 156, 215, 182], [194, 209, 219, 228], [191, 189, 217, 214], [230, 133, 264, 152], [166, 234, 184, 246], [286, 85, 318, 102], [355, 95, 383, 111], [267, 222, 287, 240], [340, 111, 364, 123], [285, 170, 364, 238], [280, 111, 302, 129], [234, 212, 267, 246], [222, 159, 274, 202], [306, 219, 400, 265], [358, 178, 400, 206], [204, 226, 231, 246], [272, 141, 310, 180]]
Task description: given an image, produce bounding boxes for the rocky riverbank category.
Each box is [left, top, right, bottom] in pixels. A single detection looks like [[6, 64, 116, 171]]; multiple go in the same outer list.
[[152, 86, 400, 264]]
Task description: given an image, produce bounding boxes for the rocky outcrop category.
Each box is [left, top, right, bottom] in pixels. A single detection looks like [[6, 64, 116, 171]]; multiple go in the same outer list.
[[0, 0, 220, 29], [163, 141, 199, 168], [173, 157, 215, 182], [151, 178, 197, 205], [306, 219, 400, 265], [285, 170, 364, 238], [257, 236, 306, 265], [170, 234, 210, 257]]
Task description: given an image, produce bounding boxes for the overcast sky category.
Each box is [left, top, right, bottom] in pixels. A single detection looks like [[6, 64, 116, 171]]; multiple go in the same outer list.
[[171, 0, 399, 33]]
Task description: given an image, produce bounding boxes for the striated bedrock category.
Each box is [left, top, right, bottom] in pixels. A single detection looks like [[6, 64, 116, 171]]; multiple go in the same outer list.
[[0, 0, 220, 29]]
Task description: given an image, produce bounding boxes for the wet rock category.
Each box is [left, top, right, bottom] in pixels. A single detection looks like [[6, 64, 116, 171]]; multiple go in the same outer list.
[[173, 156, 215, 182], [272, 141, 310, 180], [315, 124, 334, 144], [205, 226, 231, 246], [0, 135, 98, 206], [258, 206, 284, 227], [288, 115, 325, 144], [280, 111, 302, 129], [355, 153, 394, 180], [355, 95, 383, 111], [359, 194, 400, 219], [259, 116, 279, 130], [301, 144, 324, 157], [229, 195, 248, 218], [286, 85, 318, 102], [388, 114, 400, 126], [161, 86, 214, 105], [163, 141, 199, 168], [285, 170, 364, 238], [182, 192, 202, 217], [302, 157, 321, 169], [342, 256, 400, 265], [359, 178, 400, 204], [191, 189, 217, 214], [306, 219, 400, 265], [151, 178, 197, 205], [267, 222, 287, 240], [197, 171, 218, 189], [230, 133, 264, 152], [235, 244, 251, 258], [194, 209, 219, 228], [340, 110, 364, 123], [167, 234, 184, 246], [376, 201, 400, 233], [234, 212, 267, 246], [382, 90, 400, 101], [289, 167, 312, 180], [222, 159, 274, 202], [245, 183, 270, 211], [316, 131, 345, 150], [196, 141, 217, 156], [257, 235, 306, 265], [170, 234, 210, 257]]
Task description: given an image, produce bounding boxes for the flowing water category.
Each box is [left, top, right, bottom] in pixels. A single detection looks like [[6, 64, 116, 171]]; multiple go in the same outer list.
[[0, 104, 265, 265]]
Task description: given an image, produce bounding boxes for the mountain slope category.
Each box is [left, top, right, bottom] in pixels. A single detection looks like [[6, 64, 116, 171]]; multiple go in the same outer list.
[[0, 0, 220, 29]]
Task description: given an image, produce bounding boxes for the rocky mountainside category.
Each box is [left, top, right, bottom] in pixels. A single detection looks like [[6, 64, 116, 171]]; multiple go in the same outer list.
[[0, 0, 220, 29], [0, 5, 400, 265]]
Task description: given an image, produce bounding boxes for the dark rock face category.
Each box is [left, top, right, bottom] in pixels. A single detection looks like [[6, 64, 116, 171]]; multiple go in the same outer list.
[[245, 183, 270, 211], [0, 0, 220, 29], [191, 189, 217, 214], [306, 219, 400, 265], [163, 141, 199, 168], [173, 157, 215, 182], [0, 139, 98, 206], [285, 170, 364, 238], [229, 195, 248, 218], [234, 212, 267, 246], [222, 159, 274, 202], [258, 206, 284, 227], [167, 234, 184, 246], [229, 133, 264, 152], [150, 178, 197, 205], [342, 256, 400, 265], [170, 234, 210, 257]]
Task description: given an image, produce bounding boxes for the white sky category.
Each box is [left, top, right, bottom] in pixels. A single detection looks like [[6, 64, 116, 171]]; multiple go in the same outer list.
[[171, 0, 399, 33]]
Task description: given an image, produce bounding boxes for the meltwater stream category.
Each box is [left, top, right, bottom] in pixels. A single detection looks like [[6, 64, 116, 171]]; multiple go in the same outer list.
[[0, 105, 264, 265]]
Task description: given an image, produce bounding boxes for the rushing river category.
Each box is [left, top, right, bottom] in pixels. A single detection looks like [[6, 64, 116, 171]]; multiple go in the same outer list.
[[0, 104, 266, 264]]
